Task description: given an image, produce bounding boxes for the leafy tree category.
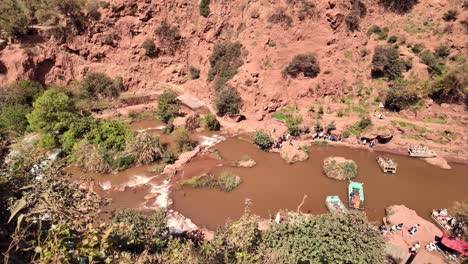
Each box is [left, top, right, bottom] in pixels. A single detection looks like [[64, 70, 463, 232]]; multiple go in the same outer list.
[[157, 89, 180, 123], [0, 104, 31, 138], [81, 72, 122, 98], [214, 86, 242, 116], [379, 0, 418, 13], [199, 0, 210, 17], [60, 116, 94, 153], [283, 53, 320, 78], [263, 212, 385, 263], [110, 209, 168, 253], [429, 61, 467, 105], [385, 79, 420, 111], [268, 8, 293, 28], [253, 130, 274, 150], [172, 127, 192, 152], [27, 89, 76, 134], [38, 133, 57, 151], [371, 45, 404, 80], [208, 41, 244, 90], [419, 50, 445, 76], [0, 0, 31, 36], [87, 120, 132, 151], [204, 113, 221, 131]]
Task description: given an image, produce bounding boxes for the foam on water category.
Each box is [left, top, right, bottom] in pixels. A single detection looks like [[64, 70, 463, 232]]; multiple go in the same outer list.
[[99, 181, 112, 190], [147, 179, 171, 208], [199, 135, 226, 147], [126, 175, 153, 188]]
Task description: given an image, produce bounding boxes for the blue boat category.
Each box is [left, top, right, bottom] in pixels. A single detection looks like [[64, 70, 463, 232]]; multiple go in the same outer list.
[[325, 196, 348, 216], [349, 181, 365, 210]]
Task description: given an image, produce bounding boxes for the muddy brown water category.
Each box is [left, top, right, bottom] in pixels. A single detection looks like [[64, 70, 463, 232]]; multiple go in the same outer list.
[[172, 137, 468, 230]]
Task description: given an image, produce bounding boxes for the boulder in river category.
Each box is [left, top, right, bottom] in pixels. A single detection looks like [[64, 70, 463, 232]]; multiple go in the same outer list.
[[323, 157, 357, 180]]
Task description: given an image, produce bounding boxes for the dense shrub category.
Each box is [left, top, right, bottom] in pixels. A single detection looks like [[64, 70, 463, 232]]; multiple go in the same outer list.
[[111, 209, 168, 253], [286, 115, 303, 136], [367, 25, 388, 40], [157, 89, 180, 123], [85, 0, 101, 20], [208, 41, 244, 90], [199, 0, 210, 17], [204, 113, 221, 131], [379, 0, 418, 13], [163, 150, 177, 164], [345, 12, 360, 32], [263, 212, 385, 263], [387, 35, 398, 43], [81, 72, 122, 98], [410, 43, 425, 54], [155, 20, 181, 54], [443, 9, 458, 21], [0, 0, 31, 36], [173, 127, 192, 152], [0, 80, 44, 108], [72, 140, 112, 173], [182, 174, 217, 188], [429, 61, 467, 105], [283, 53, 320, 78], [384, 79, 420, 111], [37, 133, 57, 151], [419, 50, 445, 76], [214, 86, 242, 116], [142, 39, 158, 57], [219, 172, 242, 192], [87, 120, 132, 151], [268, 8, 293, 27], [27, 89, 76, 134], [435, 45, 450, 58], [357, 116, 372, 130], [189, 66, 200, 79], [0, 104, 31, 138], [371, 46, 404, 80], [125, 133, 163, 166], [253, 130, 274, 150]]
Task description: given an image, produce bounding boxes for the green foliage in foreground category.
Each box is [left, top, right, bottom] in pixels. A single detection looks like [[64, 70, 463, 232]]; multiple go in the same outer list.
[[264, 212, 386, 263], [253, 130, 274, 150]]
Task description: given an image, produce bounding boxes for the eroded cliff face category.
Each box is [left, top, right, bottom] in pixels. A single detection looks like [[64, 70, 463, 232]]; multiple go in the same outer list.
[[0, 0, 466, 119]]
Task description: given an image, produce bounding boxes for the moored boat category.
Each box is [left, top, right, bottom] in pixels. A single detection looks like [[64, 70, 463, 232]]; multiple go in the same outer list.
[[376, 154, 397, 173], [408, 145, 437, 158], [325, 195, 348, 216], [348, 181, 364, 210]]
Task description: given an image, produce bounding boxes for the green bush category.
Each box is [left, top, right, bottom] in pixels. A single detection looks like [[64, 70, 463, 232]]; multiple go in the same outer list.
[[443, 9, 458, 21], [155, 20, 181, 53], [411, 43, 425, 54], [435, 45, 450, 58], [199, 0, 210, 17], [163, 150, 177, 164], [345, 12, 360, 32], [285, 115, 303, 136], [0, 104, 31, 138], [0, 0, 31, 36], [189, 66, 200, 79], [357, 116, 372, 130], [182, 174, 217, 188], [38, 133, 57, 151], [142, 39, 158, 57], [125, 133, 163, 166], [157, 89, 180, 123], [0, 80, 44, 108], [268, 8, 293, 27], [429, 61, 467, 105], [208, 41, 244, 90], [81, 72, 122, 98], [371, 45, 404, 80], [387, 35, 398, 43], [172, 127, 192, 152], [283, 53, 320, 78], [419, 50, 445, 76], [367, 25, 388, 40], [214, 86, 242, 116], [87, 120, 132, 151], [378, 0, 418, 13], [204, 113, 221, 131], [384, 79, 420, 111], [263, 212, 385, 263], [111, 209, 168, 253], [219, 172, 242, 192], [253, 130, 273, 150], [27, 89, 76, 134]]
